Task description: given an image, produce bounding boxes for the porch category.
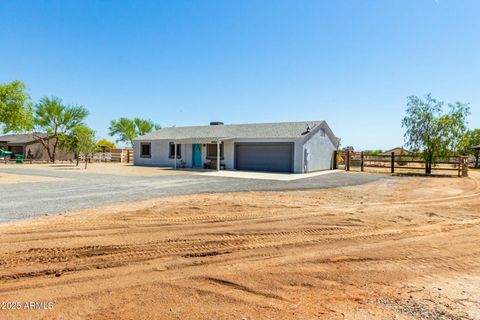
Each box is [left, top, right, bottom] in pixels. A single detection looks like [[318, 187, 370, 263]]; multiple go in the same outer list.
[[169, 137, 233, 171]]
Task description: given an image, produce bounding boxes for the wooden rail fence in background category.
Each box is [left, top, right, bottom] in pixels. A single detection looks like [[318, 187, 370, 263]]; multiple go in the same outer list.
[[91, 148, 134, 163], [335, 151, 469, 177]]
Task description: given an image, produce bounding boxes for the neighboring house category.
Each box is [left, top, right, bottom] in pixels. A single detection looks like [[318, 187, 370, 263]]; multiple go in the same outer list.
[[0, 133, 73, 161], [379, 147, 411, 156], [133, 121, 339, 173]]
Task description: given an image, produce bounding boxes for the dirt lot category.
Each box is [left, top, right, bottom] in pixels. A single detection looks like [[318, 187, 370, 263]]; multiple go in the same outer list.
[[0, 173, 479, 319]]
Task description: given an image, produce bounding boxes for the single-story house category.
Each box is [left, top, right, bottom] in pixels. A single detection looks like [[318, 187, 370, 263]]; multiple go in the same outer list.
[[133, 120, 339, 173], [0, 133, 73, 161]]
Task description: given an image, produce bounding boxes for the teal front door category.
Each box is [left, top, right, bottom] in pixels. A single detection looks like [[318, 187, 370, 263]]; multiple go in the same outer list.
[[192, 144, 202, 167]]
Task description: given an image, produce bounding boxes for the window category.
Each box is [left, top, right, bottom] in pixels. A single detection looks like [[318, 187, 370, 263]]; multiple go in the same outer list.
[[169, 142, 182, 158], [140, 143, 151, 158], [320, 128, 326, 137], [207, 143, 224, 159]]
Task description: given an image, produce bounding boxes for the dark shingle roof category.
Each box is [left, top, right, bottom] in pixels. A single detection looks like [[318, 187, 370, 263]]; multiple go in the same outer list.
[[134, 121, 325, 141], [0, 133, 48, 144]]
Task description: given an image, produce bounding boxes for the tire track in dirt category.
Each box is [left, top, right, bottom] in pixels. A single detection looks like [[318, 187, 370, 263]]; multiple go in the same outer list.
[[360, 175, 480, 208], [4, 218, 480, 283], [0, 226, 366, 281]]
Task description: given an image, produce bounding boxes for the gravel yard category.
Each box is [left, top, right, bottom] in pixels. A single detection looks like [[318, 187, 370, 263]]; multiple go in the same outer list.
[[0, 164, 382, 222]]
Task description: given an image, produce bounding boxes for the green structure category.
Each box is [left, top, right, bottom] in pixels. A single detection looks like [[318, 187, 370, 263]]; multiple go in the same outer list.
[[0, 148, 13, 162]]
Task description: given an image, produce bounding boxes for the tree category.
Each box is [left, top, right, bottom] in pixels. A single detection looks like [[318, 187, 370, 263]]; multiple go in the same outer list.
[[0, 80, 33, 133], [364, 149, 383, 156], [97, 138, 116, 152], [75, 126, 97, 169], [402, 94, 471, 174], [458, 129, 480, 167], [58, 130, 80, 166], [33, 96, 89, 162], [109, 117, 160, 146], [58, 125, 94, 166]]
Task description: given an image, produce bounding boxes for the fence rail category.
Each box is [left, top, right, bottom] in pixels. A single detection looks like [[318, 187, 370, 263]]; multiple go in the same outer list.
[[334, 151, 469, 177], [79, 148, 134, 163]]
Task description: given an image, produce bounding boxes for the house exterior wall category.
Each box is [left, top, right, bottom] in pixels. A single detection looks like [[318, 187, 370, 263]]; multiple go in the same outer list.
[[133, 127, 337, 173], [134, 141, 225, 168], [134, 138, 304, 172], [302, 129, 337, 172], [134, 140, 189, 167], [4, 139, 73, 161]]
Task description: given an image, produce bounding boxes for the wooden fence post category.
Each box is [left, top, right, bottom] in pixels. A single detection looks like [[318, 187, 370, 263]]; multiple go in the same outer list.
[[127, 150, 130, 164], [391, 152, 395, 174], [462, 156, 469, 177], [458, 156, 469, 177], [458, 156, 462, 177], [360, 151, 364, 172], [346, 150, 350, 171]]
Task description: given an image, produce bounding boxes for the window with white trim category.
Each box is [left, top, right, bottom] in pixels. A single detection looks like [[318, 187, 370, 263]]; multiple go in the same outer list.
[[206, 143, 224, 159], [140, 143, 151, 157], [169, 142, 182, 158]]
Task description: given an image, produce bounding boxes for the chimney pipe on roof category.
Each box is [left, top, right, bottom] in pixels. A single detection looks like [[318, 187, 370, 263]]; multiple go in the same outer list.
[[210, 121, 224, 126]]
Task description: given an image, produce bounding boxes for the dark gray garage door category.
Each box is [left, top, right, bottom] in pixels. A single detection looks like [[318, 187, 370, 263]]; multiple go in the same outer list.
[[235, 143, 293, 173]]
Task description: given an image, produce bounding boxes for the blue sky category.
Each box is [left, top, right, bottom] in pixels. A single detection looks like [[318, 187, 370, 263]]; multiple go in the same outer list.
[[1, 0, 478, 149]]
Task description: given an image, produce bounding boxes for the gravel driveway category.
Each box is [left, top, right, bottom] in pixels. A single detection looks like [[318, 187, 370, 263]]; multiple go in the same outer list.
[[0, 167, 386, 222]]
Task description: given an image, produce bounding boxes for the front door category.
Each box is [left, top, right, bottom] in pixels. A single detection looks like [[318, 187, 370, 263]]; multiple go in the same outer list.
[[192, 144, 202, 167]]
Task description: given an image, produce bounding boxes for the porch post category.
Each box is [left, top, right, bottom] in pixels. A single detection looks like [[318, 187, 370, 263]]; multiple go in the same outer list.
[[174, 142, 177, 170], [217, 141, 220, 171]]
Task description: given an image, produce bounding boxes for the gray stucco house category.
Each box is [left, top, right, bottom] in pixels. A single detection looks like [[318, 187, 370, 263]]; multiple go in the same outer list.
[[133, 120, 339, 173]]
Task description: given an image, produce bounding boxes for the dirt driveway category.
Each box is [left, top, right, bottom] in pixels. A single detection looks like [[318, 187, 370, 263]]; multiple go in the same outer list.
[[0, 173, 479, 319], [0, 166, 381, 222]]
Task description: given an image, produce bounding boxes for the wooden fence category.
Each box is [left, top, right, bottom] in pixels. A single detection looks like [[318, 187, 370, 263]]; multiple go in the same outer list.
[[110, 148, 133, 163], [333, 151, 469, 177], [83, 148, 134, 163]]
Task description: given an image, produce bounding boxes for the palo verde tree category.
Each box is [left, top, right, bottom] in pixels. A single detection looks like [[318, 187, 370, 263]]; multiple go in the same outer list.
[[58, 125, 94, 166], [76, 126, 97, 169], [33, 96, 89, 162], [402, 94, 471, 174], [109, 117, 160, 146], [0, 80, 33, 133]]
